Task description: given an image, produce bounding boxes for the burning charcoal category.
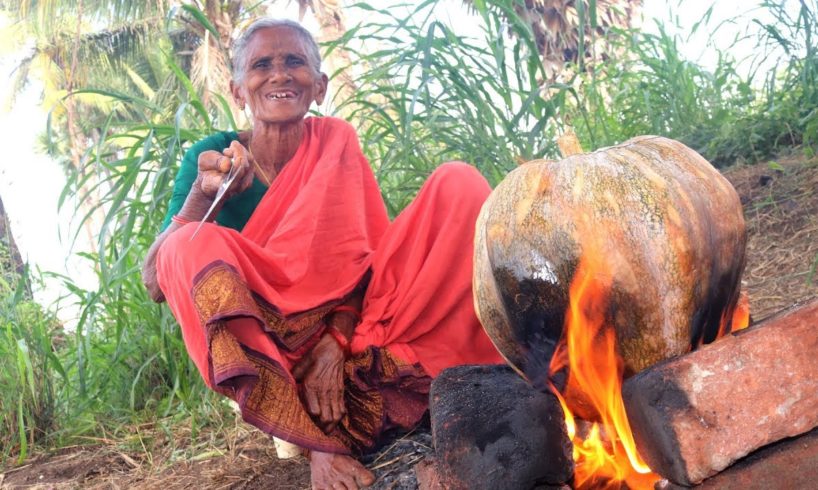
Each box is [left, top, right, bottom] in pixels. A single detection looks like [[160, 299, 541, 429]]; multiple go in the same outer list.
[[426, 365, 573, 489], [623, 299, 818, 486]]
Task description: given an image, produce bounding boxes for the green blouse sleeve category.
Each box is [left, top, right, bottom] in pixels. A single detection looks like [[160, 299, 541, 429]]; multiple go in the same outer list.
[[160, 131, 239, 231]]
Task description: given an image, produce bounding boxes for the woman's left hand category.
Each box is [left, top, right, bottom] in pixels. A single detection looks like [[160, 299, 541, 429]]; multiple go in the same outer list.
[[292, 334, 347, 433]]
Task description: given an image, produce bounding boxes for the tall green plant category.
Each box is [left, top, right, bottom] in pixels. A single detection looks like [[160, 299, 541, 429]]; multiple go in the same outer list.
[[21, 1, 279, 451], [566, 1, 818, 167], [754, 0, 818, 155], [0, 258, 63, 464], [333, 1, 571, 214], [46, 51, 238, 447], [567, 20, 753, 165]]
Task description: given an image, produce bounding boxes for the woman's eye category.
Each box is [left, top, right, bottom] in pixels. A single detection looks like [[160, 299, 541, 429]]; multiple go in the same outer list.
[[253, 60, 271, 69], [286, 56, 305, 67]]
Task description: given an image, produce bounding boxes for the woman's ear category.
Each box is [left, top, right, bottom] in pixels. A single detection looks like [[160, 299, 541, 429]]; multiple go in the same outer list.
[[314, 73, 329, 106], [229, 80, 245, 109]]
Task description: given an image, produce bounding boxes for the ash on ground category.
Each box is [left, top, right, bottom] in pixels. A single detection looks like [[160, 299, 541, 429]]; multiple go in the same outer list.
[[361, 423, 433, 490]]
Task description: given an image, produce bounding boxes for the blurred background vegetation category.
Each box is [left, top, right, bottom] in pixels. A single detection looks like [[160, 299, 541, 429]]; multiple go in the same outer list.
[[0, 0, 815, 466]]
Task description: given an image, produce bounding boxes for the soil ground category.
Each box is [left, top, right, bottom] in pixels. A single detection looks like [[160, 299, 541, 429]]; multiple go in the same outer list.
[[2, 155, 816, 490]]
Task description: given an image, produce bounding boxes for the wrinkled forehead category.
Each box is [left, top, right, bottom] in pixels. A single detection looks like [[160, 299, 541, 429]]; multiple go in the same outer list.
[[243, 26, 311, 62]]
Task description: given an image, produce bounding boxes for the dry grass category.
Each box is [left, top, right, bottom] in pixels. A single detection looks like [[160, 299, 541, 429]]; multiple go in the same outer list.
[[0, 421, 311, 490], [723, 154, 818, 319]]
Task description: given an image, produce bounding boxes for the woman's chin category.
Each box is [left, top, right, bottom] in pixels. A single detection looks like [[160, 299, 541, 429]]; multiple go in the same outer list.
[[250, 105, 310, 126]]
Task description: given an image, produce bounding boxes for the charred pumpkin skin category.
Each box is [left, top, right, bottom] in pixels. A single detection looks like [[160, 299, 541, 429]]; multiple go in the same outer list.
[[474, 136, 747, 385]]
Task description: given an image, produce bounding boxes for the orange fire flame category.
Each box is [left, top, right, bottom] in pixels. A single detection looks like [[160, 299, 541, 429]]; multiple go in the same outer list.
[[548, 248, 751, 488], [719, 289, 751, 338], [548, 249, 659, 489]]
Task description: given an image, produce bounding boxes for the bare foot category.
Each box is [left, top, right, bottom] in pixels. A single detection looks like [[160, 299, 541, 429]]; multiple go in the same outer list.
[[310, 451, 376, 490]]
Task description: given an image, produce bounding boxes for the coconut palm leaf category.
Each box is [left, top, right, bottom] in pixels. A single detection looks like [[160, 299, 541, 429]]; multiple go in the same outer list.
[[462, 0, 641, 81]]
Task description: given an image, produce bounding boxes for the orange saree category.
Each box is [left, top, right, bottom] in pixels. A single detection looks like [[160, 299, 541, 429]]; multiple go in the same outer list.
[[156, 116, 502, 454]]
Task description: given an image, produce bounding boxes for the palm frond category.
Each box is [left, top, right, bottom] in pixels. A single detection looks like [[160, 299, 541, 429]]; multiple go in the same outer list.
[[462, 0, 641, 81], [4, 52, 36, 110], [5, 0, 167, 36], [190, 31, 232, 106]]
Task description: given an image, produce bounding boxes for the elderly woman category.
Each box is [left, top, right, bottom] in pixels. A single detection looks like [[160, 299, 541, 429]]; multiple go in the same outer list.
[[142, 18, 502, 489]]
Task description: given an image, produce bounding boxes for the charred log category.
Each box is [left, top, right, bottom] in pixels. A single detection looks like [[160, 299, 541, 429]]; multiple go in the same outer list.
[[424, 365, 573, 489]]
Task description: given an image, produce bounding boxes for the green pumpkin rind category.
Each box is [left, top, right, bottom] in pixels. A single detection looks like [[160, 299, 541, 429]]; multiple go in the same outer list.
[[474, 136, 747, 384]]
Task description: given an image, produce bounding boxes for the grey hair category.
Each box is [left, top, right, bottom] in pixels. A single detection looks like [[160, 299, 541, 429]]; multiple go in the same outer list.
[[231, 18, 322, 82]]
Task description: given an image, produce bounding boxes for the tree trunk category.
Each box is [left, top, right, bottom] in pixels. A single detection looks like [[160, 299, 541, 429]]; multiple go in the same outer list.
[[0, 194, 31, 297], [65, 0, 103, 256]]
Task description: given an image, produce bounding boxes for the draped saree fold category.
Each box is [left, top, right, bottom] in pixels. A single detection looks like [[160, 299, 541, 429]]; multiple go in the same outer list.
[[156, 116, 503, 455]]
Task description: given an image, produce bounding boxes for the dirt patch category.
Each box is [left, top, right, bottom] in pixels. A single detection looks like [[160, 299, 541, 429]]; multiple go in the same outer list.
[[2, 155, 816, 489], [1, 426, 430, 489], [1, 431, 312, 490], [0, 447, 133, 489], [722, 155, 818, 319], [130, 436, 311, 490]]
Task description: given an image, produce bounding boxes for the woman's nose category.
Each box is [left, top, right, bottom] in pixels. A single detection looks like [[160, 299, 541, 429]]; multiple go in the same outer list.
[[268, 64, 292, 83]]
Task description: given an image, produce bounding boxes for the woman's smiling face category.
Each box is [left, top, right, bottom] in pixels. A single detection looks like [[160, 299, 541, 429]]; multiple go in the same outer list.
[[231, 26, 328, 125]]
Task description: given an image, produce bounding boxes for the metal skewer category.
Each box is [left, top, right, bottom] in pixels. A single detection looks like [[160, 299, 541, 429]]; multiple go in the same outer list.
[[189, 159, 238, 241]]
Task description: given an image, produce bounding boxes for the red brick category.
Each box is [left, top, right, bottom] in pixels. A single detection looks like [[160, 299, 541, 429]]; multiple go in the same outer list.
[[697, 426, 818, 489], [623, 299, 818, 485], [654, 427, 818, 489]]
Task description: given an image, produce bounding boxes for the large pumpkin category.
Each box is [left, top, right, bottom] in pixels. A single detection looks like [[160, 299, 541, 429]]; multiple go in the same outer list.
[[473, 136, 746, 384]]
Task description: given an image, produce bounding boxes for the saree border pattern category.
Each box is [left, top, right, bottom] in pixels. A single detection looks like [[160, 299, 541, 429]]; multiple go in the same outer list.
[[193, 259, 431, 455], [208, 322, 431, 455], [192, 260, 338, 352]]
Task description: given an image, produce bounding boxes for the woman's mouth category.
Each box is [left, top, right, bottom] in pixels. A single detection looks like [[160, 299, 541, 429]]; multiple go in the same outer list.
[[266, 91, 297, 100]]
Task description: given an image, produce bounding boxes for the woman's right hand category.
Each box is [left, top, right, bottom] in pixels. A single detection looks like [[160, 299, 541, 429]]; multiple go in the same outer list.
[[195, 140, 256, 202], [292, 334, 347, 434], [141, 141, 257, 304]]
